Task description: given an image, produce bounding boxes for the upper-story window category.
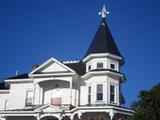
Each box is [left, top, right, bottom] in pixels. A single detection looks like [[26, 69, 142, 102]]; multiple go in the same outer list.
[[25, 90, 33, 106], [110, 85, 116, 103], [97, 62, 103, 69], [88, 65, 91, 71], [110, 63, 115, 70], [88, 86, 91, 104], [96, 84, 103, 101]]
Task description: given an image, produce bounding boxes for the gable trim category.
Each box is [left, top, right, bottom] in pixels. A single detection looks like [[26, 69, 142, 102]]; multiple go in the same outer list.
[[29, 57, 75, 75], [34, 104, 62, 112]]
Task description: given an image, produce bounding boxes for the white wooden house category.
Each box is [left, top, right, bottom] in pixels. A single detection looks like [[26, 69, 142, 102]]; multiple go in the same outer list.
[[0, 5, 133, 120]]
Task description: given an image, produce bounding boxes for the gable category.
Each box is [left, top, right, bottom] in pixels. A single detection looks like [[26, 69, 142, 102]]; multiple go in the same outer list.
[[41, 62, 68, 73], [42, 106, 61, 112], [30, 58, 75, 75], [35, 104, 62, 112]]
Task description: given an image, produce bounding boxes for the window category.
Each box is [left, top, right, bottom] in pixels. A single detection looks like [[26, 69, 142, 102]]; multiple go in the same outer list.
[[25, 90, 33, 106], [110, 64, 115, 70], [97, 63, 103, 69], [110, 85, 116, 103], [88, 65, 91, 71], [97, 84, 103, 101], [88, 86, 91, 104], [4, 100, 9, 110]]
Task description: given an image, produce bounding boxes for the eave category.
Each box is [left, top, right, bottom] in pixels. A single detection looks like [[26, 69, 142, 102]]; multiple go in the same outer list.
[[82, 70, 125, 82]]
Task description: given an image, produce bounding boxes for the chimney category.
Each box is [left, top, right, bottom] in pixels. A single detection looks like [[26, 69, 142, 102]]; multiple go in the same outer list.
[[32, 64, 39, 71]]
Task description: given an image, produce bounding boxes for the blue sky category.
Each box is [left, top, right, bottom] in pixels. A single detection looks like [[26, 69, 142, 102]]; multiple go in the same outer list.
[[0, 0, 160, 107]]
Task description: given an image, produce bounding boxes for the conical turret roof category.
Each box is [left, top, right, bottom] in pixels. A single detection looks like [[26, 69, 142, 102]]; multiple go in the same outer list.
[[84, 18, 122, 58]]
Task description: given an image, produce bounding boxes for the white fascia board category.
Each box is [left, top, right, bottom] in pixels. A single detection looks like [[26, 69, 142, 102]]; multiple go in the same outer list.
[[0, 90, 10, 93], [82, 71, 124, 80], [112, 106, 134, 113], [83, 53, 123, 63], [34, 104, 62, 112], [34, 76, 73, 83], [29, 72, 75, 77], [5, 79, 33, 83], [29, 58, 55, 75], [0, 110, 35, 114], [29, 57, 76, 75], [71, 106, 133, 115]]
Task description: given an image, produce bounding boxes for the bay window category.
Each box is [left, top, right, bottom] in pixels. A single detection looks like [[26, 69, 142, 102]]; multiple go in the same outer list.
[[97, 84, 103, 101], [88, 86, 91, 104], [110, 85, 116, 103]]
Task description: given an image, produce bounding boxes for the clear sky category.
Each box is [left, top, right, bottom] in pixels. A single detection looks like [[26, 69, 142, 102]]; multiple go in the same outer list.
[[0, 0, 160, 107]]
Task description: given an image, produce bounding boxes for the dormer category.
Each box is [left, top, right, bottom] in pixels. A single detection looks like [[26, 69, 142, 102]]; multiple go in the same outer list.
[[82, 16, 124, 73]]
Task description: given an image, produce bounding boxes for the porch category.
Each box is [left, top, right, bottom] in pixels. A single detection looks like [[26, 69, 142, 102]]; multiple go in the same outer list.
[[0, 104, 133, 120]]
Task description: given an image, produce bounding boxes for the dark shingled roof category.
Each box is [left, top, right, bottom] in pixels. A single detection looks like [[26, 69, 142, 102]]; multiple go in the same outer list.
[[6, 61, 86, 80], [0, 82, 10, 90], [84, 18, 122, 58], [64, 61, 86, 76], [7, 73, 29, 79]]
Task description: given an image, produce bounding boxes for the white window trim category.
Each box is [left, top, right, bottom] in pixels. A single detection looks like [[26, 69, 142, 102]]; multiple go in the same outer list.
[[108, 60, 118, 71], [88, 65, 92, 72], [96, 62, 104, 69], [109, 84, 117, 104], [4, 100, 9, 110], [88, 86, 91, 104], [96, 84, 103, 101], [86, 61, 92, 72], [25, 90, 33, 106]]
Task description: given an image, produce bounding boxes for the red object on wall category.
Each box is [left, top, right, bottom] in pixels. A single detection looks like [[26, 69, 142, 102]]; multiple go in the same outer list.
[[51, 97, 62, 105]]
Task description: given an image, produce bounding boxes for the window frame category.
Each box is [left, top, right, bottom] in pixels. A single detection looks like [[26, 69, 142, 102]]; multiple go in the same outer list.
[[110, 63, 115, 70], [25, 90, 33, 106], [4, 100, 9, 110], [88, 86, 91, 104], [96, 62, 104, 69], [88, 65, 91, 71], [110, 84, 116, 103], [96, 84, 103, 101]]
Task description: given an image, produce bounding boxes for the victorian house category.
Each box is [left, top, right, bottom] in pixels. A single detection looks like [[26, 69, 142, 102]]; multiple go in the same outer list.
[[0, 5, 133, 120]]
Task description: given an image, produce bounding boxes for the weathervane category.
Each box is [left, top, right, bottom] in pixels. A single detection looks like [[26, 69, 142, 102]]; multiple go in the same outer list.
[[98, 5, 109, 18]]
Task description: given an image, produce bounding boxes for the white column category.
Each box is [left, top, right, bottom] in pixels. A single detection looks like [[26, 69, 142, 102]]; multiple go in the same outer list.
[[35, 113, 40, 120], [33, 82, 36, 105], [78, 112, 82, 119], [109, 110, 114, 120], [59, 113, 63, 120], [70, 115, 74, 120], [70, 79, 73, 105], [0, 116, 6, 120], [40, 87, 43, 104]]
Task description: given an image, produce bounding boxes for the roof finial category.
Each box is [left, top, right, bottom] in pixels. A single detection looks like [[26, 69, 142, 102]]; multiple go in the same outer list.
[[98, 5, 109, 18]]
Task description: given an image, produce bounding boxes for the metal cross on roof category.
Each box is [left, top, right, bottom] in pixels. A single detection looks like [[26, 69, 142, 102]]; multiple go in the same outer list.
[[98, 5, 109, 18]]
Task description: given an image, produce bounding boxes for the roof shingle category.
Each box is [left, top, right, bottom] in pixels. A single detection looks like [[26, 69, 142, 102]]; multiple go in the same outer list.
[[84, 18, 122, 58]]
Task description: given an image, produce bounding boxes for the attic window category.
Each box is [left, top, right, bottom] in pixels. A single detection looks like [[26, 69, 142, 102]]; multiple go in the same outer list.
[[97, 63, 103, 69], [110, 64, 115, 70], [88, 65, 91, 71]]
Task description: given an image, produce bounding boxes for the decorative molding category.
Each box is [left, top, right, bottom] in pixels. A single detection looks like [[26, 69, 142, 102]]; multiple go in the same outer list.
[[63, 60, 80, 64]]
